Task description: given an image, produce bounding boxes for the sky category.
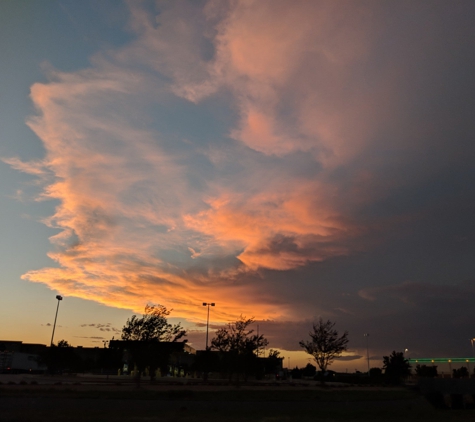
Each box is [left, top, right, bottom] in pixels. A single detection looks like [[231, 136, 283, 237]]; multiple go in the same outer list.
[[1, 0, 475, 372]]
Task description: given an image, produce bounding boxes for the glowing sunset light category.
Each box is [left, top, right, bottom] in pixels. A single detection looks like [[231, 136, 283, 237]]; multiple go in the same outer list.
[[1, 1, 474, 368]]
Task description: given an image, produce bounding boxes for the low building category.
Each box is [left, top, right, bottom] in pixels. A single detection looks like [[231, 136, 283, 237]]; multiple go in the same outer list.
[[109, 340, 194, 376], [0, 341, 47, 373]]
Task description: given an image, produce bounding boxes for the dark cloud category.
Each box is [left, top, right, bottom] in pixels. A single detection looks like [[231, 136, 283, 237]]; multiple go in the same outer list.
[[337, 355, 363, 362], [73, 336, 106, 340], [229, 269, 475, 362], [79, 322, 120, 333]]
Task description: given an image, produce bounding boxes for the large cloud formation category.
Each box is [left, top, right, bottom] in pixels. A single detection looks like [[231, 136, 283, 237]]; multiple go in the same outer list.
[[8, 0, 475, 357]]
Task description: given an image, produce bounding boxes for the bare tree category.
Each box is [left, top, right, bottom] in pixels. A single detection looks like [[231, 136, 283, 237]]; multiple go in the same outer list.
[[299, 318, 348, 378]]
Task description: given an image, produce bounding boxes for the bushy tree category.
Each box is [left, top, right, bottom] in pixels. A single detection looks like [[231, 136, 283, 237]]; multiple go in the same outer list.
[[57, 339, 71, 348], [211, 316, 268, 381], [299, 318, 348, 380], [383, 351, 411, 384], [211, 315, 268, 354], [302, 363, 317, 378], [120, 304, 187, 381], [121, 304, 186, 342], [453, 366, 469, 378], [265, 349, 284, 376]]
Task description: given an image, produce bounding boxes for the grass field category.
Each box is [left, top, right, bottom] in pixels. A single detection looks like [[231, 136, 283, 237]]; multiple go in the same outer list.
[[1, 381, 474, 422]]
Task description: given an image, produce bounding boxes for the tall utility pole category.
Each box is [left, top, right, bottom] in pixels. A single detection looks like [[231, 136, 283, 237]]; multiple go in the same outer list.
[[202, 302, 215, 350], [363, 333, 370, 373], [50, 295, 63, 346]]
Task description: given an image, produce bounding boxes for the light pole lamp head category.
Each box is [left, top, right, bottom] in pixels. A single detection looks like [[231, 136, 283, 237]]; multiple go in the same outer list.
[[211, 303, 215, 306], [202, 303, 207, 306], [56, 295, 63, 301]]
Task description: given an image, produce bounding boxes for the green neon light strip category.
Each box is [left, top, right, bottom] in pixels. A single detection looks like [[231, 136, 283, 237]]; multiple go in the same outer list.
[[408, 358, 475, 363]]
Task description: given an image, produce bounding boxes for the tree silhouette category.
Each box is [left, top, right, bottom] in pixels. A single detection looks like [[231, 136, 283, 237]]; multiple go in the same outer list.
[[211, 316, 268, 382], [265, 349, 284, 377], [57, 339, 71, 348], [299, 318, 348, 380], [302, 363, 317, 378], [415, 364, 438, 378], [453, 366, 469, 378], [121, 304, 186, 342], [120, 304, 187, 382], [382, 351, 411, 384]]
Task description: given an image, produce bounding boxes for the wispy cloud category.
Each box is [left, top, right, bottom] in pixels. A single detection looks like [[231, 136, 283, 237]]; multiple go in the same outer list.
[[16, 1, 365, 321], [74, 336, 106, 340], [9, 0, 475, 358], [79, 323, 120, 333], [2, 157, 49, 177]]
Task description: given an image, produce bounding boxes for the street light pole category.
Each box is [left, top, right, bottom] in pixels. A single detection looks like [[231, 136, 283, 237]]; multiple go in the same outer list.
[[363, 333, 370, 373], [202, 302, 215, 350], [50, 295, 63, 346]]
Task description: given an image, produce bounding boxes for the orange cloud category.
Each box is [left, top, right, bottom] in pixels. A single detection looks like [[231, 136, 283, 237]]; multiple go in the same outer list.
[[15, 63, 300, 323], [11, 0, 393, 326], [184, 182, 356, 271]]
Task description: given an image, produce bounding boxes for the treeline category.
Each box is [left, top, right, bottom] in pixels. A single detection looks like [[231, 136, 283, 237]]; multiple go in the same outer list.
[[40, 304, 474, 383]]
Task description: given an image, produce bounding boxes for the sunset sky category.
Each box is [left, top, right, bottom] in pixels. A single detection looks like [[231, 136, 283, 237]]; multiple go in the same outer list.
[[1, 0, 475, 371]]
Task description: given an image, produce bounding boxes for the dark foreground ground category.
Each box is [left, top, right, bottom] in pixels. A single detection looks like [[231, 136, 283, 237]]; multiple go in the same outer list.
[[1, 375, 474, 422]]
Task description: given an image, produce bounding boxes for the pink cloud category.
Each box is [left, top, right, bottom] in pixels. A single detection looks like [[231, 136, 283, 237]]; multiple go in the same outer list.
[[184, 182, 356, 271], [16, 4, 349, 321], [9, 0, 422, 327], [189, 0, 380, 163]]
